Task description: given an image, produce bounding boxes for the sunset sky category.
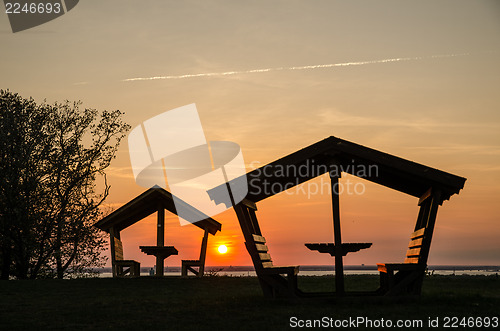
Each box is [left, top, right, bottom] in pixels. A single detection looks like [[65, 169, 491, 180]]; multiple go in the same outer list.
[[1, 1, 499, 268]]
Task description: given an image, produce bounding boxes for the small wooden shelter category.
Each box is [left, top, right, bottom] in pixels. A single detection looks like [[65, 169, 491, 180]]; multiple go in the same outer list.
[[208, 136, 466, 298], [95, 187, 222, 278]]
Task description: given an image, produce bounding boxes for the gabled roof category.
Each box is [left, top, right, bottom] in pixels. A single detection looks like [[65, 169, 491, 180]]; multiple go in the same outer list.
[[95, 187, 222, 235], [208, 136, 466, 205]]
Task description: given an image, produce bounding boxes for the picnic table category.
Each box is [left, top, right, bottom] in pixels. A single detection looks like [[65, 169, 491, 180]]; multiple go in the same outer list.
[[94, 188, 222, 279], [139, 246, 178, 276], [305, 243, 372, 256], [305, 242, 372, 294]]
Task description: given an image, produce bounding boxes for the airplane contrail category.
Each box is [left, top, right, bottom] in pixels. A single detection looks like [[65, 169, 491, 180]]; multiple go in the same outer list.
[[122, 53, 469, 82]]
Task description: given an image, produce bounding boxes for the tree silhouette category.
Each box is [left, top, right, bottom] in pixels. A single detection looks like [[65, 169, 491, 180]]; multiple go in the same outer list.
[[0, 90, 130, 279]]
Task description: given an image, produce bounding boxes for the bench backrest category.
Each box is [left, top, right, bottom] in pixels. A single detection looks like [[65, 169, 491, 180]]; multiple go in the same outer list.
[[404, 228, 425, 264], [249, 234, 273, 269], [114, 237, 124, 261]]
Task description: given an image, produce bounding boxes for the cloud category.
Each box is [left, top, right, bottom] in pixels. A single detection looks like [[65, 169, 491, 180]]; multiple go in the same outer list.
[[121, 53, 470, 82], [315, 109, 500, 137], [408, 145, 500, 156], [105, 166, 135, 179]]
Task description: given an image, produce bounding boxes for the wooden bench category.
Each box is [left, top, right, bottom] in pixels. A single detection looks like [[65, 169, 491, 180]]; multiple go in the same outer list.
[[377, 227, 427, 295], [246, 234, 299, 297], [113, 237, 140, 278], [233, 199, 300, 298], [181, 229, 209, 277]]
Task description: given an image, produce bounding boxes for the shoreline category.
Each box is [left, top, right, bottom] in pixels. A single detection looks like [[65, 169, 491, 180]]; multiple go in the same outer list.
[[93, 265, 500, 278]]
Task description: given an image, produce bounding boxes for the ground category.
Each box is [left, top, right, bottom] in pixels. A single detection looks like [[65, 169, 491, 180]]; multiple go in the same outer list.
[[0, 275, 498, 330]]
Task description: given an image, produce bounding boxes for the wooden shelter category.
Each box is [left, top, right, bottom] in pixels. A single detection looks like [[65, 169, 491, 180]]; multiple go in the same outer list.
[[208, 136, 466, 298], [95, 187, 222, 278]]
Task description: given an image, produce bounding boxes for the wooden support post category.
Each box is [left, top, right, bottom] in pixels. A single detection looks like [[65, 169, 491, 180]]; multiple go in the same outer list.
[[198, 228, 209, 277], [415, 188, 431, 230], [418, 188, 432, 206], [330, 173, 344, 295], [156, 204, 165, 277], [234, 204, 256, 245], [419, 190, 442, 266], [414, 201, 428, 231], [247, 208, 262, 236], [109, 227, 119, 278]]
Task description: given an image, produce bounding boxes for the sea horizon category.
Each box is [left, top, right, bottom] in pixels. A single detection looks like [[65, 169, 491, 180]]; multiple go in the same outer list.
[[95, 265, 500, 278]]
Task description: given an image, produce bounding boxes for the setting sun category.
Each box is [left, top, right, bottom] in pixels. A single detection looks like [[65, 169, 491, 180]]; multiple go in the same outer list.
[[217, 245, 228, 254]]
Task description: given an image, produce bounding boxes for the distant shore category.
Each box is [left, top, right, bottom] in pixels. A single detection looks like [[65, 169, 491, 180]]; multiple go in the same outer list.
[[95, 265, 500, 277]]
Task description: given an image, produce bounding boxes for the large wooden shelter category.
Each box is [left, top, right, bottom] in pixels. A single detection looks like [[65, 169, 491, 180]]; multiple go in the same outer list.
[[95, 187, 222, 278], [208, 136, 466, 298]]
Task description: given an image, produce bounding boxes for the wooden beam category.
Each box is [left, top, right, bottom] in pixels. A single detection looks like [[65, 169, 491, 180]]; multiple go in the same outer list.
[[234, 204, 268, 277], [109, 227, 119, 278], [157, 204, 165, 247], [419, 190, 442, 266], [156, 204, 165, 276], [247, 208, 262, 236], [198, 229, 209, 277], [241, 198, 257, 211], [234, 204, 254, 244], [415, 196, 430, 230], [418, 188, 432, 206], [330, 172, 344, 295]]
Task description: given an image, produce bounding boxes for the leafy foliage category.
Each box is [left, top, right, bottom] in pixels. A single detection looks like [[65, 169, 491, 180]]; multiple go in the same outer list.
[[0, 90, 130, 279]]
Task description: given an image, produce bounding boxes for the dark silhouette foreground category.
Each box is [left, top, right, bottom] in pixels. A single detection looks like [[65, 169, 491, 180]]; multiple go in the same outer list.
[[209, 136, 466, 298]]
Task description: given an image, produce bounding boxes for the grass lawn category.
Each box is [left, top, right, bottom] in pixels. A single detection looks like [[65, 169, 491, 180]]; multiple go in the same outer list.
[[0, 275, 499, 330]]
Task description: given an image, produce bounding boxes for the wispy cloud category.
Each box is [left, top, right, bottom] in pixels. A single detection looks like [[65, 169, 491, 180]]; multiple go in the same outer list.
[[122, 53, 469, 82], [105, 166, 135, 179], [409, 145, 500, 156], [317, 108, 499, 131]]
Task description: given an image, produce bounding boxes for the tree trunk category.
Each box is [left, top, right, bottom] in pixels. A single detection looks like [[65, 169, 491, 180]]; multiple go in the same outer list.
[[13, 236, 29, 279], [55, 222, 64, 279], [0, 244, 11, 280], [14, 253, 29, 279]]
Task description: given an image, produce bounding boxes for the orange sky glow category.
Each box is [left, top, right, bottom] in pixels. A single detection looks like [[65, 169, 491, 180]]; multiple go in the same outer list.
[[1, 1, 499, 268]]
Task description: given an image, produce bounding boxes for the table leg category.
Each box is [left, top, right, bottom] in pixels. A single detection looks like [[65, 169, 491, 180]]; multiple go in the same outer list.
[[156, 256, 163, 277]]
